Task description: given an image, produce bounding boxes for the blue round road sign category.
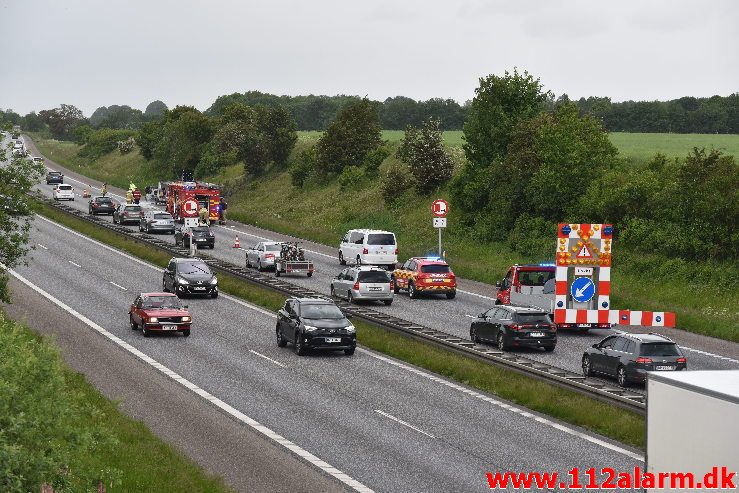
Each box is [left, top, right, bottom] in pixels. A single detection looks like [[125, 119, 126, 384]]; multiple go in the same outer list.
[[571, 277, 595, 303]]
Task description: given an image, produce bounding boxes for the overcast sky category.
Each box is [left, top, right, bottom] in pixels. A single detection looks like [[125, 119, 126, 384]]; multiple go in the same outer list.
[[1, 0, 737, 116]]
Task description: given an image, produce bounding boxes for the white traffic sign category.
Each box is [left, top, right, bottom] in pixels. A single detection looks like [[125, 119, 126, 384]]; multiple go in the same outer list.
[[182, 199, 199, 217], [432, 199, 449, 218], [575, 267, 593, 276], [433, 217, 447, 228]]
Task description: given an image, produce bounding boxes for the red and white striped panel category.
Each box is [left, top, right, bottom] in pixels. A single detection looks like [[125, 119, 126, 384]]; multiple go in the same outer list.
[[555, 223, 611, 311], [553, 309, 676, 327]]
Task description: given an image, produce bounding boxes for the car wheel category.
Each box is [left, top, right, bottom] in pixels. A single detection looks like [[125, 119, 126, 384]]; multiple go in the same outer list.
[[276, 325, 287, 347], [347, 290, 355, 304], [142, 325, 150, 337], [139, 223, 143, 232], [294, 332, 306, 356], [330, 285, 336, 298], [446, 290, 456, 300], [173, 284, 181, 298], [257, 260, 263, 272], [497, 332, 507, 351], [344, 347, 355, 356], [356, 255, 362, 266], [275, 269, 281, 277], [470, 326, 479, 343], [617, 366, 629, 387], [129, 315, 138, 331], [246, 256, 251, 268], [582, 356, 592, 377], [408, 281, 417, 299], [339, 251, 346, 265], [543, 345, 555, 352], [182, 329, 191, 337], [306, 271, 312, 277], [211, 289, 218, 299], [383, 299, 392, 306], [391, 277, 399, 294]]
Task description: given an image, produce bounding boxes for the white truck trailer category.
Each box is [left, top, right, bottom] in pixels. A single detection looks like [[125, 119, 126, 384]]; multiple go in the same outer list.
[[647, 370, 738, 492]]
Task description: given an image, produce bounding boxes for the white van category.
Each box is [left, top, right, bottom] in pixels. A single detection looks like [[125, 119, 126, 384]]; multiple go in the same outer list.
[[339, 229, 397, 269]]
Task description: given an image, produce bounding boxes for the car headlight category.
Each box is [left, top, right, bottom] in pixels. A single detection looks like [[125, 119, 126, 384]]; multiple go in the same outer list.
[[210, 277, 218, 285], [177, 277, 190, 284], [181, 316, 191, 322], [148, 317, 158, 323], [303, 325, 319, 332], [345, 325, 356, 333]]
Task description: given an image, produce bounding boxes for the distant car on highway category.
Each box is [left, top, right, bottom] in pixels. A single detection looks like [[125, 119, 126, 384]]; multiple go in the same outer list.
[[113, 203, 144, 225], [52, 184, 75, 201], [245, 241, 282, 271], [276, 297, 356, 356], [88, 195, 116, 215], [331, 266, 393, 305], [339, 229, 397, 269], [582, 333, 687, 387], [32, 156, 44, 164], [128, 292, 192, 337], [46, 171, 64, 185], [162, 257, 218, 298], [469, 305, 557, 352], [391, 257, 457, 299], [175, 225, 215, 249], [139, 211, 175, 234]]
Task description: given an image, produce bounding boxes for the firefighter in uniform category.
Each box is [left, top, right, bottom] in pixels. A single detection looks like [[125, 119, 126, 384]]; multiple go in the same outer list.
[[101, 183, 108, 197], [132, 188, 142, 204], [125, 189, 133, 204], [198, 205, 209, 225], [218, 197, 228, 224]]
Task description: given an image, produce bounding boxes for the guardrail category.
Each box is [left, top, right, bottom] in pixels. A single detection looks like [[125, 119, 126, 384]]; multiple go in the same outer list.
[[44, 199, 646, 414]]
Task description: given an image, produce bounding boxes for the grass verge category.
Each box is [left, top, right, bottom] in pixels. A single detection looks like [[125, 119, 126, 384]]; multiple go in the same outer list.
[[34, 199, 646, 450], [0, 310, 232, 492]]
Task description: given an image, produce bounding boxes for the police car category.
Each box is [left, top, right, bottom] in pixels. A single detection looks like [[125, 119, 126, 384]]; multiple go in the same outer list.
[[391, 257, 457, 299]]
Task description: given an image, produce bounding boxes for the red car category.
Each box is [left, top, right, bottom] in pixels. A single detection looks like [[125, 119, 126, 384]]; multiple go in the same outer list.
[[391, 257, 457, 299], [128, 292, 192, 337]]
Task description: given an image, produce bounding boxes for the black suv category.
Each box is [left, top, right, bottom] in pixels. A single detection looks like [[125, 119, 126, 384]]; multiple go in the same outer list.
[[469, 305, 556, 352], [276, 298, 356, 356], [162, 257, 218, 298], [46, 171, 64, 185], [582, 333, 687, 387], [88, 196, 116, 215]]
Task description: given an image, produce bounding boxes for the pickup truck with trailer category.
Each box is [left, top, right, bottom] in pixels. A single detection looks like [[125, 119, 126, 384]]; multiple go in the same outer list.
[[495, 263, 610, 331]]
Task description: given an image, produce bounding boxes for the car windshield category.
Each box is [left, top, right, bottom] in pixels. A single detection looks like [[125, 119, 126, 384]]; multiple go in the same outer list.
[[192, 227, 210, 233], [300, 303, 345, 319], [96, 197, 112, 203], [515, 312, 551, 324], [518, 269, 555, 287], [421, 264, 450, 274], [358, 270, 390, 282], [141, 296, 182, 309], [640, 343, 681, 356], [153, 213, 171, 220], [58, 185, 72, 190], [124, 205, 142, 212], [367, 233, 395, 245], [179, 261, 211, 275], [265, 244, 282, 251], [48, 172, 61, 176]]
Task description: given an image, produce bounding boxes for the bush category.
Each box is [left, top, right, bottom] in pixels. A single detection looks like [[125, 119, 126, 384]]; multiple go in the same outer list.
[[117, 136, 135, 154], [338, 166, 365, 191], [316, 98, 382, 173], [363, 146, 391, 177], [381, 164, 415, 205], [397, 118, 454, 194], [290, 147, 317, 187], [78, 128, 136, 159]]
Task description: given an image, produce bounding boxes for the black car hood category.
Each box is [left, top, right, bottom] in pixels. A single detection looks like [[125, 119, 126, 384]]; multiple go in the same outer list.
[[179, 272, 214, 283], [301, 318, 350, 329]]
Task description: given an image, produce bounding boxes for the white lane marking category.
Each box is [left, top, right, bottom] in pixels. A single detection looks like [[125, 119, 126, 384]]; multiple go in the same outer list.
[[68, 260, 81, 268], [456, 289, 495, 301], [359, 348, 644, 462], [464, 314, 477, 319], [249, 349, 286, 368], [37, 243, 48, 250], [374, 410, 436, 439], [109, 281, 127, 290], [680, 346, 739, 365], [5, 267, 374, 493]]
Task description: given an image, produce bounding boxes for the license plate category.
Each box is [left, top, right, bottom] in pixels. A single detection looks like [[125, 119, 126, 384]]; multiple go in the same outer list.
[[192, 286, 206, 291], [161, 325, 178, 331], [530, 332, 545, 338], [325, 337, 341, 343], [577, 324, 590, 328], [195, 238, 205, 242], [369, 287, 381, 291], [433, 279, 444, 282], [655, 365, 674, 371]]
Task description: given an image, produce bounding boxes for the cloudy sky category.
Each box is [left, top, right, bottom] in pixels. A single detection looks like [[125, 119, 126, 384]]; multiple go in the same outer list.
[[1, 0, 736, 116]]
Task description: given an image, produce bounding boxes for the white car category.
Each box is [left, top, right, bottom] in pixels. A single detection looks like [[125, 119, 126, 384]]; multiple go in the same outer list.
[[339, 229, 398, 269], [53, 184, 75, 201]]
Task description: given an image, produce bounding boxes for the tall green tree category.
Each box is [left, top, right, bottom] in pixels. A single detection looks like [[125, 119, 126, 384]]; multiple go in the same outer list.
[[397, 118, 454, 194], [316, 98, 382, 173], [154, 106, 213, 175], [38, 104, 87, 140], [144, 100, 168, 118], [261, 106, 297, 168]]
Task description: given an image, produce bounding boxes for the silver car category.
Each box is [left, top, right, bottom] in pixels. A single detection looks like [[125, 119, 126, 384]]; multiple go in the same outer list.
[[245, 241, 283, 271], [331, 266, 393, 305], [139, 211, 175, 234]]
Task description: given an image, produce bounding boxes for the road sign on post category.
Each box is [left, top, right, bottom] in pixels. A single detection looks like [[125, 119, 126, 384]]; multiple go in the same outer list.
[[431, 200, 449, 256]]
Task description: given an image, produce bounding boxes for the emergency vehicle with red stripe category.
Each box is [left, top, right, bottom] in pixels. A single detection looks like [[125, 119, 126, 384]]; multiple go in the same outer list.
[[391, 257, 457, 299], [165, 181, 221, 223]]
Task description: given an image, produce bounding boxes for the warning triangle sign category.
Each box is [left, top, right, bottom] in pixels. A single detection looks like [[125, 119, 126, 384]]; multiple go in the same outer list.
[[576, 244, 593, 259]]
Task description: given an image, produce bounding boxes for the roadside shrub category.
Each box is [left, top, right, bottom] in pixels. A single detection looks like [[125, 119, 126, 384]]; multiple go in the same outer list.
[[397, 118, 454, 194], [79, 128, 136, 159], [117, 136, 135, 154], [507, 214, 553, 260], [290, 147, 317, 187], [338, 166, 365, 191], [381, 163, 415, 205], [316, 98, 382, 173], [362, 146, 391, 177]]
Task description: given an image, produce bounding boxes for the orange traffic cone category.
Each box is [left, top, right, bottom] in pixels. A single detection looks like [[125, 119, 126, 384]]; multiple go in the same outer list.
[[232, 236, 240, 248]]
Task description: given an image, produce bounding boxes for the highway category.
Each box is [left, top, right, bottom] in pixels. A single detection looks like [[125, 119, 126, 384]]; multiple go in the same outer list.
[[18, 133, 739, 388], [9, 212, 646, 492]]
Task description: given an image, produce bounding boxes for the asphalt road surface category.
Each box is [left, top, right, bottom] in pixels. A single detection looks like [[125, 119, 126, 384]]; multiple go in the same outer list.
[[18, 133, 738, 391], [8, 213, 647, 492]]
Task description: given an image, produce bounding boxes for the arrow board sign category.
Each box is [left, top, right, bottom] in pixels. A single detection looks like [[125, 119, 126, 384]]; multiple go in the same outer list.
[[571, 277, 595, 303], [576, 244, 593, 258]]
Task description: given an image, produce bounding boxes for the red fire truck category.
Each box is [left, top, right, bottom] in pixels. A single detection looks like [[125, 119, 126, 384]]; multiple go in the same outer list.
[[165, 181, 221, 223]]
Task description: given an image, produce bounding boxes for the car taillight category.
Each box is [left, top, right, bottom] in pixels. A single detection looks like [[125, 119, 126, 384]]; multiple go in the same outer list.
[[353, 282, 360, 290], [508, 324, 521, 331], [265, 254, 274, 259], [389, 282, 394, 290], [677, 357, 687, 363], [636, 357, 652, 364], [363, 248, 368, 254], [394, 248, 398, 255]]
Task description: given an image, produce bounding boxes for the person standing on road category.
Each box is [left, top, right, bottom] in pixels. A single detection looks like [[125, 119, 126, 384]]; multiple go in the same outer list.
[[198, 205, 209, 225], [101, 183, 108, 197], [218, 197, 228, 224], [132, 188, 142, 204], [125, 189, 133, 204]]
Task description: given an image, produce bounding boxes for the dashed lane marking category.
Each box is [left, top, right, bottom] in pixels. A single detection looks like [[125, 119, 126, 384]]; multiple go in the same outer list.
[[68, 260, 81, 268], [37, 243, 48, 250], [374, 410, 436, 439], [249, 349, 286, 368], [5, 267, 374, 493], [109, 281, 127, 290], [680, 346, 739, 365]]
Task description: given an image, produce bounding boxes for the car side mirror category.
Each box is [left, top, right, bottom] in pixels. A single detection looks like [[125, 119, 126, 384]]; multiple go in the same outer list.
[[183, 305, 189, 309], [495, 281, 502, 288]]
